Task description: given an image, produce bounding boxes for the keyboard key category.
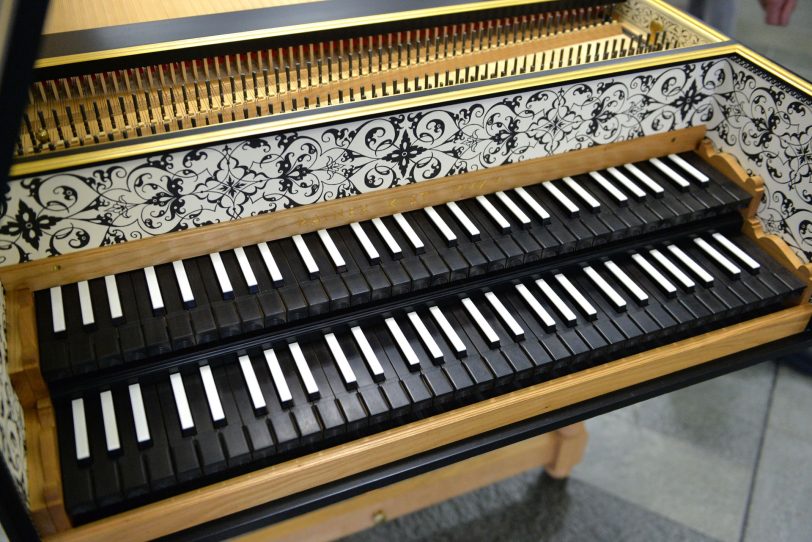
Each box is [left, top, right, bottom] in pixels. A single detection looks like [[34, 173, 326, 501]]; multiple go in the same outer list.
[[71, 398, 90, 462], [605, 260, 649, 305], [667, 244, 714, 287], [291, 234, 320, 279], [104, 275, 124, 323], [199, 365, 225, 425], [263, 348, 293, 406], [543, 181, 579, 217], [589, 171, 628, 205], [77, 281, 95, 328], [650, 249, 695, 291], [172, 261, 196, 308], [712, 232, 760, 272], [462, 297, 500, 348], [495, 191, 531, 229], [624, 163, 664, 196], [393, 213, 425, 253], [371, 217, 402, 258], [650, 157, 690, 191], [515, 283, 556, 331], [350, 222, 380, 264], [318, 229, 347, 272], [584, 265, 627, 311], [169, 372, 195, 434], [99, 390, 120, 453], [208, 253, 234, 299], [143, 266, 165, 314], [607, 167, 646, 200], [668, 154, 709, 184], [513, 186, 551, 223], [128, 383, 151, 445], [555, 273, 597, 320], [350, 326, 385, 381], [408, 311, 444, 363], [632, 253, 678, 297], [238, 354, 266, 413], [325, 332, 357, 389], [446, 201, 480, 240], [257, 242, 284, 287], [536, 278, 577, 326], [694, 237, 741, 278], [385, 317, 421, 369], [485, 292, 524, 340], [563, 177, 600, 212], [429, 306, 467, 358], [233, 247, 259, 292], [424, 206, 457, 246], [288, 341, 320, 400]]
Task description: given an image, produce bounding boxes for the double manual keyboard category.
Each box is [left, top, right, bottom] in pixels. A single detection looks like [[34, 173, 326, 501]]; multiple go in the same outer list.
[[36, 151, 748, 381], [55, 227, 803, 522]]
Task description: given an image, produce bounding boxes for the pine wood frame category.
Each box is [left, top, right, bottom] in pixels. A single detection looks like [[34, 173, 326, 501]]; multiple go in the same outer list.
[[3, 127, 810, 540]]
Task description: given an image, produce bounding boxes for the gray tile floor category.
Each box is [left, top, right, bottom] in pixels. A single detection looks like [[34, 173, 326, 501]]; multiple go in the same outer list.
[[343, 5, 812, 542]]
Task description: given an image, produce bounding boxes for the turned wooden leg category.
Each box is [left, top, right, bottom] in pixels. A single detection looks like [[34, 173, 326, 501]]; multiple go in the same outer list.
[[543, 422, 588, 479]]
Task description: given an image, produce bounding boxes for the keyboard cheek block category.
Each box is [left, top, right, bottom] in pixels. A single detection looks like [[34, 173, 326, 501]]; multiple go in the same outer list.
[[6, 138, 812, 535]]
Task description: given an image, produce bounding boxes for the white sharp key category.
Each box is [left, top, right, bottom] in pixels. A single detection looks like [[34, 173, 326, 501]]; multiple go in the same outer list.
[[351, 326, 385, 380], [607, 167, 646, 200], [476, 195, 511, 233], [429, 306, 466, 358], [393, 213, 425, 252], [128, 383, 151, 445], [100, 390, 120, 453], [289, 341, 319, 399], [169, 373, 194, 432], [485, 291, 524, 340], [172, 261, 196, 308], [543, 182, 580, 216], [446, 201, 480, 240], [649, 157, 690, 190], [462, 297, 500, 348], [667, 244, 715, 286], [555, 273, 598, 320], [385, 317, 421, 368], [424, 206, 457, 245], [536, 278, 577, 326], [604, 261, 649, 305], [104, 275, 124, 322], [669, 154, 709, 184], [495, 191, 531, 228], [239, 355, 266, 413], [515, 283, 556, 331], [264, 348, 293, 406], [633, 253, 678, 296], [371, 218, 402, 258], [144, 266, 165, 313], [77, 281, 95, 327], [317, 229, 347, 272], [589, 171, 628, 205], [208, 253, 234, 298], [712, 232, 760, 272], [513, 186, 551, 222], [650, 249, 695, 290], [584, 266, 627, 311], [694, 238, 741, 277], [257, 242, 284, 286], [71, 398, 90, 462], [563, 176, 601, 211], [234, 247, 259, 292], [408, 311, 444, 363], [325, 333, 357, 388], [351, 222, 380, 264], [200, 365, 225, 424], [624, 163, 664, 196], [50, 286, 66, 334], [292, 234, 320, 278]]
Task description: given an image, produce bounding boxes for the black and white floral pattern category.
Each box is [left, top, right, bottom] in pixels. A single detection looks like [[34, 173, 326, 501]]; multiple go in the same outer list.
[[0, 282, 27, 502], [0, 58, 769, 264]]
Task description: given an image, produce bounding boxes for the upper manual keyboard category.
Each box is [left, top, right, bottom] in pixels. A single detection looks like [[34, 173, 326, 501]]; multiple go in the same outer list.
[[36, 152, 750, 382]]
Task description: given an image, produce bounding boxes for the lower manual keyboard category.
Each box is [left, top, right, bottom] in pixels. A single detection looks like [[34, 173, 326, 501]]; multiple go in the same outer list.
[[54, 229, 803, 523]]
